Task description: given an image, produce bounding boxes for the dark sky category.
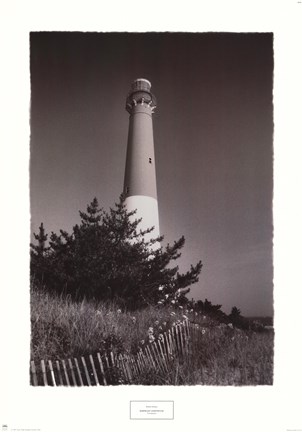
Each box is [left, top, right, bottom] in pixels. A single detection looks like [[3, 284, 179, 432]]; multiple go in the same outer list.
[[30, 32, 273, 316]]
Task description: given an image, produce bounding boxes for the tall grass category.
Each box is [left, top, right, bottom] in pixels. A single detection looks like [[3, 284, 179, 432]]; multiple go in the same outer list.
[[31, 289, 274, 385], [130, 326, 273, 385], [31, 288, 188, 361]]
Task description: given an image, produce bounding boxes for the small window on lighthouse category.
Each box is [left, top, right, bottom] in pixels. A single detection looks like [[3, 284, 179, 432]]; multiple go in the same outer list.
[[149, 157, 152, 164], [126, 186, 129, 194]]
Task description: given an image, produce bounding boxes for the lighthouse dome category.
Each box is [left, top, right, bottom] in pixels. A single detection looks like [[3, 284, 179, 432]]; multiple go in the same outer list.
[[131, 78, 152, 92]]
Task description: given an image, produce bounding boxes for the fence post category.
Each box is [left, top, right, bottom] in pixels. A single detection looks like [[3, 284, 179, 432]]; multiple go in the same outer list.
[[129, 354, 139, 379], [136, 350, 144, 374], [168, 329, 175, 357], [145, 345, 156, 370], [164, 332, 172, 360], [62, 359, 70, 386], [89, 355, 100, 386], [68, 358, 77, 386], [81, 357, 91, 386], [41, 360, 48, 386], [152, 342, 166, 374], [74, 358, 84, 386], [157, 339, 168, 372], [140, 348, 149, 370], [125, 354, 133, 382], [183, 319, 190, 356], [30, 360, 38, 386], [178, 324, 185, 358], [97, 353, 107, 386], [48, 360, 56, 386], [56, 360, 64, 386], [117, 354, 129, 383]]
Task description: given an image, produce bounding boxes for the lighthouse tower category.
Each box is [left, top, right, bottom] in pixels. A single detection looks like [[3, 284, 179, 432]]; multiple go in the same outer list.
[[123, 78, 160, 245]]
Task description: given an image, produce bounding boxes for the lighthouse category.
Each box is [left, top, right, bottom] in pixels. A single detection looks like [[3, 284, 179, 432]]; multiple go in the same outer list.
[[123, 78, 160, 246]]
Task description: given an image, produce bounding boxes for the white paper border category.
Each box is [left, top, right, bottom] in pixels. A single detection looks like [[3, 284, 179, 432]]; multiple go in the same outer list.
[[1, 1, 302, 432]]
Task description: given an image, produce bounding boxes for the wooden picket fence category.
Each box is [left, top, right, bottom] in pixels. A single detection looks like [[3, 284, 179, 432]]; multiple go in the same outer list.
[[30, 319, 203, 386]]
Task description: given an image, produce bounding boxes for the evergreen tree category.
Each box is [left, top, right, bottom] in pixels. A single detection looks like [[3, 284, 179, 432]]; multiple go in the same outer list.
[[230, 306, 241, 320], [30, 223, 49, 287], [194, 298, 227, 322], [229, 306, 249, 329], [30, 196, 202, 309]]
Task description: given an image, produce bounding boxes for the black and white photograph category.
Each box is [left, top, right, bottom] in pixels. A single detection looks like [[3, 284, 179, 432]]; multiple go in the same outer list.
[[29, 32, 274, 387], [1, 2, 302, 431]]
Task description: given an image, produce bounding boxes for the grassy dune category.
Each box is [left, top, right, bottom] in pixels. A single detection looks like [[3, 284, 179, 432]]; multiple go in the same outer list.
[[31, 289, 274, 385]]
